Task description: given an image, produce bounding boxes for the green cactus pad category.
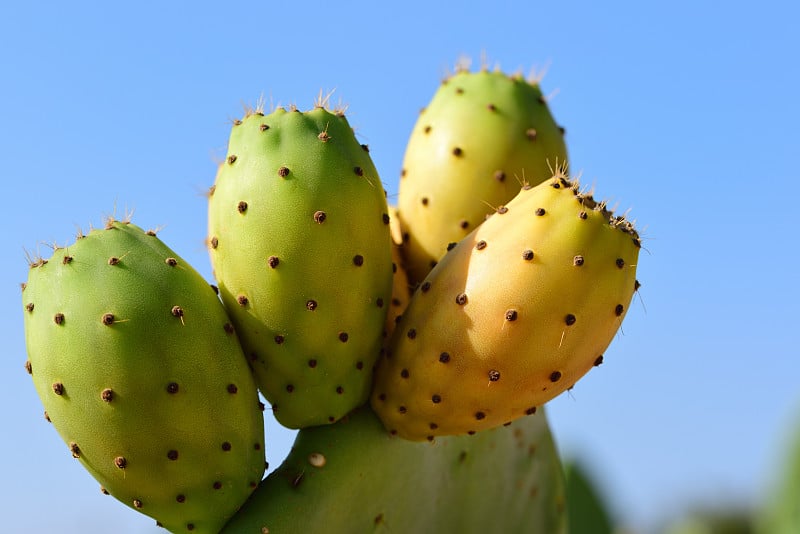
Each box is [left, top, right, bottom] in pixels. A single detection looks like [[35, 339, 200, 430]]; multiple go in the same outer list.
[[564, 460, 615, 534], [208, 104, 394, 429], [397, 66, 568, 283], [373, 173, 641, 440], [221, 406, 566, 533], [22, 220, 265, 534]]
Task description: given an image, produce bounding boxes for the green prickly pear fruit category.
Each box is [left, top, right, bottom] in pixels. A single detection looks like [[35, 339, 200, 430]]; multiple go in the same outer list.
[[385, 206, 410, 339], [207, 103, 394, 429], [398, 64, 568, 283], [372, 172, 641, 440], [22, 219, 265, 534], [221, 406, 566, 533]]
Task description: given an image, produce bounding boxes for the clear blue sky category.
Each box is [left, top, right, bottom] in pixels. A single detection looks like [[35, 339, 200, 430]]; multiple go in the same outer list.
[[2, 1, 799, 532]]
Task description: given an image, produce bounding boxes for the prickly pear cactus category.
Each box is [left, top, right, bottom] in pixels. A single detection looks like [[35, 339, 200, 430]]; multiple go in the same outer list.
[[564, 460, 615, 534], [22, 219, 266, 534], [397, 65, 568, 283], [20, 61, 646, 533], [221, 406, 566, 533], [372, 172, 641, 440], [208, 103, 394, 429]]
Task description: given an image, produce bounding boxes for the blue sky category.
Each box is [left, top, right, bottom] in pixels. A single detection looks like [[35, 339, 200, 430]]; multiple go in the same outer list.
[[2, 1, 799, 532]]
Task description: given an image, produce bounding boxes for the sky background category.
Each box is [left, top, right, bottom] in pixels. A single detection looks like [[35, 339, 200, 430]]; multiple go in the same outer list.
[[2, 1, 799, 532]]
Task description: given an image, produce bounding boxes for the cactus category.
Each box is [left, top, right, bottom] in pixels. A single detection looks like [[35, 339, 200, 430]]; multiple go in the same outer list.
[[397, 64, 568, 283], [371, 171, 641, 440], [563, 460, 615, 534], [758, 410, 800, 534], [667, 512, 755, 534], [207, 102, 394, 429], [22, 219, 265, 534], [221, 405, 566, 533], [20, 60, 647, 533]]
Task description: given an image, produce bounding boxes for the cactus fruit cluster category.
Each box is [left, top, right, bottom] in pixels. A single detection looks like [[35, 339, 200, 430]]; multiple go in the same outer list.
[[21, 62, 643, 532]]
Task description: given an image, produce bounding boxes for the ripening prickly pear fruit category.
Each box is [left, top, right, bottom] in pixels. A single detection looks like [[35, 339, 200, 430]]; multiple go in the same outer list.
[[385, 206, 410, 339], [398, 65, 568, 283], [372, 173, 641, 440], [208, 103, 394, 429], [22, 220, 265, 534]]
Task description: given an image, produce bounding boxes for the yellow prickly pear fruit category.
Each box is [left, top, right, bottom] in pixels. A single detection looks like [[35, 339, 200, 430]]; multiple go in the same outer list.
[[372, 173, 641, 441]]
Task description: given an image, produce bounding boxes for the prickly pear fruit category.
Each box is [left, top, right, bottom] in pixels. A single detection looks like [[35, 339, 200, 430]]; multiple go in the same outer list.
[[208, 103, 394, 429], [22, 219, 265, 534], [385, 206, 410, 339], [397, 65, 568, 283], [221, 406, 566, 533], [372, 172, 641, 440]]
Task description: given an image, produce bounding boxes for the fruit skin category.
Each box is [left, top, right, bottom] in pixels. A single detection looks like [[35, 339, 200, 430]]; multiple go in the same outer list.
[[208, 104, 394, 429], [385, 205, 411, 339], [372, 173, 641, 440], [221, 406, 566, 534], [22, 220, 265, 534], [398, 66, 568, 283]]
